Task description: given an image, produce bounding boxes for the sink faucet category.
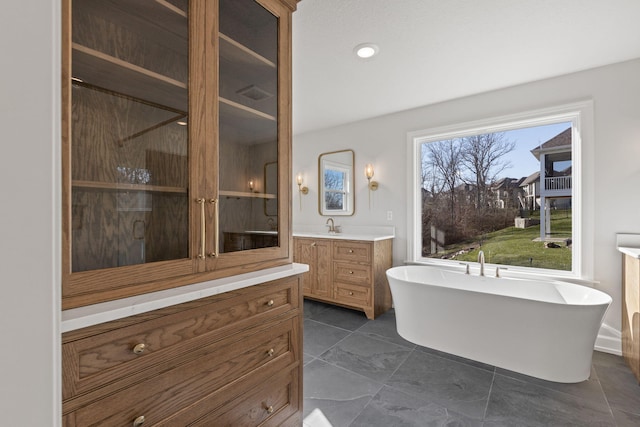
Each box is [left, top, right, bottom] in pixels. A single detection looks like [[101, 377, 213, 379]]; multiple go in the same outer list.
[[477, 250, 485, 277], [325, 217, 335, 233]]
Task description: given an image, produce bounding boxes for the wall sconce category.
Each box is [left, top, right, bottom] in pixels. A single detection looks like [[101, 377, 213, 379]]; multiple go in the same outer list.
[[248, 179, 255, 192], [296, 173, 308, 210], [365, 164, 378, 209], [365, 164, 378, 191]]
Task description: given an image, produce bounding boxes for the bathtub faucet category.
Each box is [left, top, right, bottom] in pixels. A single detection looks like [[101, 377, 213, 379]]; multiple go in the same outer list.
[[477, 250, 485, 277]]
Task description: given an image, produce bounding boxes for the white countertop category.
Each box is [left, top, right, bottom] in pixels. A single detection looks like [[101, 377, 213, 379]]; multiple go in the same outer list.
[[293, 231, 394, 241], [616, 233, 640, 259], [618, 247, 640, 259], [61, 263, 309, 333], [293, 225, 395, 242]]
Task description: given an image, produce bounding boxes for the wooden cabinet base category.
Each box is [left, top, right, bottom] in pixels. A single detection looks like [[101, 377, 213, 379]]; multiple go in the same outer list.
[[62, 276, 303, 426], [622, 254, 640, 383], [295, 237, 392, 319]]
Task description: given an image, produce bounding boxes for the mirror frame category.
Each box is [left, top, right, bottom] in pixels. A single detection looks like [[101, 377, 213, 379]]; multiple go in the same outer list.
[[318, 149, 355, 216]]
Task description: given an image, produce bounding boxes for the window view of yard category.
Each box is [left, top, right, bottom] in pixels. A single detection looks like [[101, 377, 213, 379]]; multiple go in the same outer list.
[[421, 122, 573, 271]]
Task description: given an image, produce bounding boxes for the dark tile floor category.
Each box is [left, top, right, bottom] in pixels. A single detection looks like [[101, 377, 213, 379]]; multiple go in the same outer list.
[[302, 299, 640, 427]]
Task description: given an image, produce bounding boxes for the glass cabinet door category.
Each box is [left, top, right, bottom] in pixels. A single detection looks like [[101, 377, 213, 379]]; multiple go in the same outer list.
[[64, 0, 193, 287], [217, 0, 281, 255]]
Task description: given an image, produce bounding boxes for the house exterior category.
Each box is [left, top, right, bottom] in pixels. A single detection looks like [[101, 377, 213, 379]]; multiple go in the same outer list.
[[489, 177, 524, 209], [529, 127, 572, 239]]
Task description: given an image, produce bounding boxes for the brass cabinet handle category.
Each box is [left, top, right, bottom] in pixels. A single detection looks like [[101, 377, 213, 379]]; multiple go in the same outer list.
[[267, 348, 275, 357], [133, 415, 145, 426], [311, 242, 317, 247], [349, 271, 354, 274], [265, 405, 274, 414], [209, 198, 219, 258], [348, 249, 354, 253], [349, 291, 354, 296], [266, 299, 274, 307], [196, 198, 206, 259], [132, 343, 146, 355]]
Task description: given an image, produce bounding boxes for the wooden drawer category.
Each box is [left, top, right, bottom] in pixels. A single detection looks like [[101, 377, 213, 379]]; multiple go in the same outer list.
[[63, 316, 298, 424], [62, 278, 298, 401], [333, 241, 371, 263], [335, 282, 371, 306], [188, 367, 300, 426], [333, 262, 371, 284]]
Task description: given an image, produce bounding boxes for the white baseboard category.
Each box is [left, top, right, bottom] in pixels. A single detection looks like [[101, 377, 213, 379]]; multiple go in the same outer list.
[[594, 323, 622, 356]]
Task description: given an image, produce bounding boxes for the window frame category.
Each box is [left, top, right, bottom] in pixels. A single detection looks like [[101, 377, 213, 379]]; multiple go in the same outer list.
[[406, 101, 595, 280], [320, 160, 352, 214]]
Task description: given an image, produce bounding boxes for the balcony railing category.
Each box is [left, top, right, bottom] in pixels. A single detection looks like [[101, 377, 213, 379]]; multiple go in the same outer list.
[[545, 176, 572, 191]]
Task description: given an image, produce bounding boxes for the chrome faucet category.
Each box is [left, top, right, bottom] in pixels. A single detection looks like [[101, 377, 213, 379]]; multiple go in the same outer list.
[[325, 217, 336, 233], [477, 250, 485, 277]]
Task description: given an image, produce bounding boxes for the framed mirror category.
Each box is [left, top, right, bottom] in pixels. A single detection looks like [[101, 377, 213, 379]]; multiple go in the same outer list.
[[318, 149, 355, 216]]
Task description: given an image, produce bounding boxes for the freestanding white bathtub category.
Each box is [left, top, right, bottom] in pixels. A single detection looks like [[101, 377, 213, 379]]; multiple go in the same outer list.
[[386, 265, 612, 383]]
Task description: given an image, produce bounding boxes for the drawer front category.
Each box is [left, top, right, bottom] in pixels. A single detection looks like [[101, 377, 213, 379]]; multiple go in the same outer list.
[[191, 367, 299, 427], [333, 262, 371, 284], [333, 241, 371, 263], [66, 316, 298, 425], [63, 278, 299, 400], [335, 282, 371, 306]]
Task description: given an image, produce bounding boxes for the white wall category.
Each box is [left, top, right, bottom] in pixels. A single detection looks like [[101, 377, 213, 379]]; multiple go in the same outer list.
[[293, 58, 640, 353], [0, 0, 61, 425]]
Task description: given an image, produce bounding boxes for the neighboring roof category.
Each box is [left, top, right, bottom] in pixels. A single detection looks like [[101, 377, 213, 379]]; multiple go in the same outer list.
[[530, 127, 572, 159], [520, 171, 540, 186]]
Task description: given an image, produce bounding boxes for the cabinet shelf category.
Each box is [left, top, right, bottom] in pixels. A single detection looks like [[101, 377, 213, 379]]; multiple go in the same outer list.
[[72, 43, 188, 112], [72, 180, 188, 194], [77, 0, 188, 54], [220, 190, 276, 199]]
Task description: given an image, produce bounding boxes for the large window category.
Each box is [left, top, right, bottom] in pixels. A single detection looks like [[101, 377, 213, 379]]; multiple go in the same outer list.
[[407, 102, 594, 277]]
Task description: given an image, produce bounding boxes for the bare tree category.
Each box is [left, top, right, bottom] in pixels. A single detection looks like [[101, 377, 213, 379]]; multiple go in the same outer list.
[[424, 139, 463, 227], [460, 132, 515, 209]]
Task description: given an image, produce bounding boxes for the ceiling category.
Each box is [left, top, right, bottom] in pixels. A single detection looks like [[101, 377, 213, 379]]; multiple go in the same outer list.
[[292, 0, 640, 135]]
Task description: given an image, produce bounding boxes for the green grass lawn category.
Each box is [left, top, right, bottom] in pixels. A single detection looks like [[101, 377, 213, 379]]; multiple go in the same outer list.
[[435, 210, 572, 271]]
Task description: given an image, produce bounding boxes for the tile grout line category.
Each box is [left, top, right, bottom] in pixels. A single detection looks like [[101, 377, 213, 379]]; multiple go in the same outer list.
[[482, 369, 497, 423]]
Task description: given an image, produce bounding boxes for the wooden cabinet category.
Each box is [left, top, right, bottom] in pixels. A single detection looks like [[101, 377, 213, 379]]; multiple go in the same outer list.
[[294, 237, 393, 319], [294, 238, 332, 298], [622, 254, 640, 383], [62, 276, 303, 426], [61, 0, 299, 309]]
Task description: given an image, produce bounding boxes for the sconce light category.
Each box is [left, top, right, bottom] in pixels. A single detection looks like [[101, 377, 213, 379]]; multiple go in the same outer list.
[[296, 173, 308, 211], [365, 164, 378, 209], [365, 164, 378, 191], [296, 174, 308, 194], [248, 179, 255, 192]]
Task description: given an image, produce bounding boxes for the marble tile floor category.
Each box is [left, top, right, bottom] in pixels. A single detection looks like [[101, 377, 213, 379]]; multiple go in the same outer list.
[[302, 299, 640, 427]]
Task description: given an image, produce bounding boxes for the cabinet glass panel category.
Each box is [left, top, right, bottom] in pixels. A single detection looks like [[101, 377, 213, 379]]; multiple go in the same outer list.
[[218, 0, 279, 253], [70, 0, 190, 272]]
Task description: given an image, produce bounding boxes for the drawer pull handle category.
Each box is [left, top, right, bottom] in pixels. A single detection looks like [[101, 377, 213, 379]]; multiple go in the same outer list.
[[132, 343, 146, 355], [311, 242, 317, 247], [267, 348, 275, 357], [266, 405, 274, 414], [348, 249, 354, 253], [133, 415, 145, 427], [349, 291, 354, 296], [266, 299, 275, 307], [349, 271, 354, 274]]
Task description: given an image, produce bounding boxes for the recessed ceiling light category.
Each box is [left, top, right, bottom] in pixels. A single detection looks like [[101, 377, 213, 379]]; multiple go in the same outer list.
[[354, 43, 379, 59]]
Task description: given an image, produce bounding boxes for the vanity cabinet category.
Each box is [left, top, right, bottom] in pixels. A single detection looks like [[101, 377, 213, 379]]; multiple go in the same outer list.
[[294, 238, 332, 298], [294, 237, 393, 319], [62, 0, 298, 309], [62, 276, 303, 426], [622, 253, 640, 383]]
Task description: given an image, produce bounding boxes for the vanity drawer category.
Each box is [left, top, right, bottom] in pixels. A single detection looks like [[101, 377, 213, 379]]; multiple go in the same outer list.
[[335, 282, 371, 306], [62, 278, 299, 400], [187, 367, 300, 426], [333, 241, 372, 263], [64, 316, 298, 424], [333, 262, 372, 284]]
